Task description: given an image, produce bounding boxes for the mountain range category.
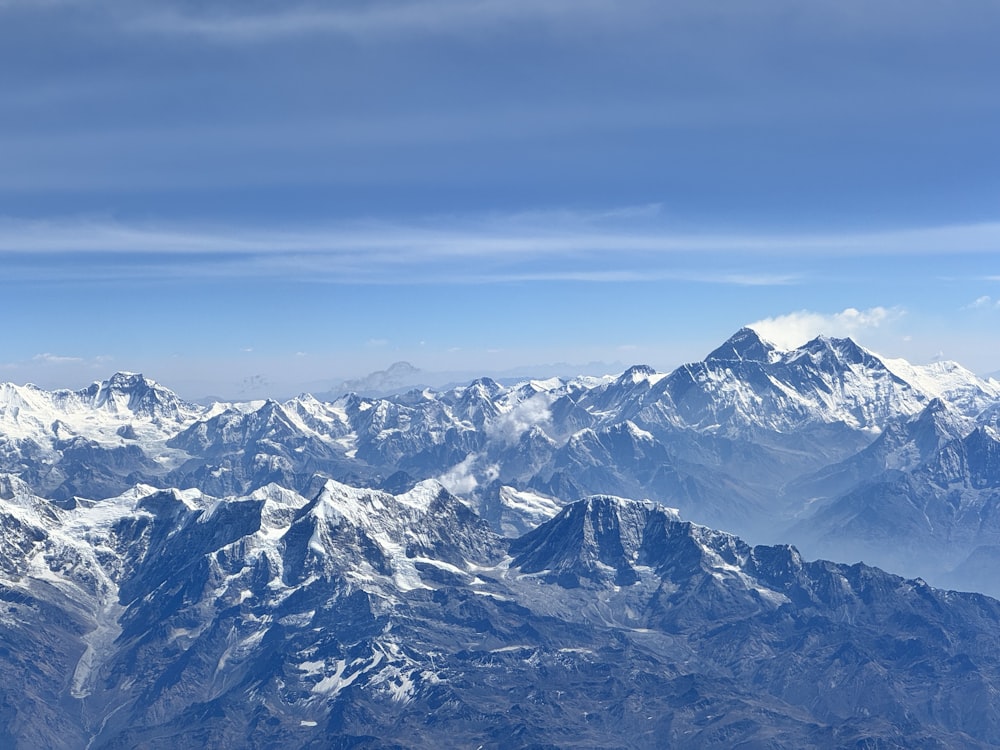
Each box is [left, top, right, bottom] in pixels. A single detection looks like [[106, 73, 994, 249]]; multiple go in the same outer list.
[[4, 329, 1000, 747], [3, 329, 999, 592], [6, 477, 1000, 748]]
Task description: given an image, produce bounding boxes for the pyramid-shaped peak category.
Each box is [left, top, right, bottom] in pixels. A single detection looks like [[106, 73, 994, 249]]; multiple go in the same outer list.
[[895, 397, 967, 454], [255, 398, 286, 414], [705, 327, 776, 363], [965, 425, 1000, 449], [907, 397, 956, 431], [918, 397, 949, 416], [509, 495, 682, 585], [463, 376, 504, 397]]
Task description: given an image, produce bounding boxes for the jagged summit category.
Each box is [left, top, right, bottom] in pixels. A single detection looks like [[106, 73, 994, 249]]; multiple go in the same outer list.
[[619, 363, 657, 380], [921, 396, 949, 415], [0, 334, 999, 597], [708, 329, 884, 371], [612, 364, 663, 389], [793, 334, 881, 369], [82, 371, 157, 395], [7, 478, 1000, 748], [705, 326, 777, 363], [76, 371, 193, 419], [510, 495, 679, 585]]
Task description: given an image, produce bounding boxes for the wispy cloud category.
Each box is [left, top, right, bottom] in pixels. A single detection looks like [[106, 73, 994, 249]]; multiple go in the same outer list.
[[0, 353, 113, 374], [124, 0, 624, 42], [50, 0, 992, 47], [748, 306, 905, 349], [32, 353, 84, 364], [0, 0, 629, 46], [0, 213, 999, 287], [3, 213, 1000, 255], [438, 269, 801, 286], [0, 0, 86, 8], [964, 295, 1000, 311]]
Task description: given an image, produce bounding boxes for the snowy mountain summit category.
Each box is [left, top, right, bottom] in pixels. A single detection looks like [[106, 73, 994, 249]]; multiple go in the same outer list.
[[0, 330, 998, 557], [4, 330, 1000, 746]]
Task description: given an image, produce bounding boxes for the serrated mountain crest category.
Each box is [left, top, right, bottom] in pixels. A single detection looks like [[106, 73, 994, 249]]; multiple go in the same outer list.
[[795, 334, 877, 368], [511, 495, 691, 586], [283, 479, 505, 591], [76, 371, 194, 420], [9, 475, 1000, 746], [0, 329, 998, 592]]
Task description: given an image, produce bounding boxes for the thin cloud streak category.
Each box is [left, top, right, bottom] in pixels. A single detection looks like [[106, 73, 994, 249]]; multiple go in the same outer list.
[[0, 214, 999, 288], [90, 0, 998, 46], [119, 0, 640, 42], [1, 214, 1000, 255], [0, 352, 114, 373], [438, 270, 801, 286], [32, 353, 84, 364]]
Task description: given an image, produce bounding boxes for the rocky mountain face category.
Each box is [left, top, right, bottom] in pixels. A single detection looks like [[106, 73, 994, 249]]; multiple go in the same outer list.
[[5, 481, 1000, 749], [5, 329, 1000, 746], [790, 410, 1000, 588], [3, 331, 1000, 591]]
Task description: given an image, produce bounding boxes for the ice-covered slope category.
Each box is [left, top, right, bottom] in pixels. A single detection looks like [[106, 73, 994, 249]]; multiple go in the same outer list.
[[637, 329, 988, 435], [0, 372, 199, 442], [0, 374, 201, 500], [6, 485, 1000, 748], [881, 356, 1000, 417]]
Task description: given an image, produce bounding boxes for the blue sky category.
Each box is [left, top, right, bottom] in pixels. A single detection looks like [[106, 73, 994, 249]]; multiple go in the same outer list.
[[2, 0, 999, 398]]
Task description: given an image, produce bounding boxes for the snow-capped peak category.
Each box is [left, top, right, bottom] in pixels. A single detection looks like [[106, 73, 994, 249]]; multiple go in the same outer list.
[[881, 356, 1000, 418], [705, 326, 779, 363], [76, 371, 194, 419]]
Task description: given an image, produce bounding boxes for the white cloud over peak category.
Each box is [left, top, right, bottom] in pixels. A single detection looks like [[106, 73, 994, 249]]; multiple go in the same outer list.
[[747, 306, 904, 350], [486, 394, 554, 446]]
